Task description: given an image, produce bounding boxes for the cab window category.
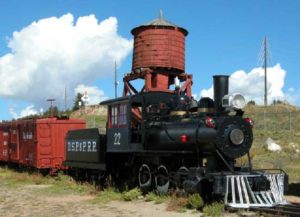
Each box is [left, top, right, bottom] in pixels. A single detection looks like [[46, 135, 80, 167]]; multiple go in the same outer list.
[[119, 104, 127, 126], [110, 105, 118, 128], [109, 103, 127, 128]]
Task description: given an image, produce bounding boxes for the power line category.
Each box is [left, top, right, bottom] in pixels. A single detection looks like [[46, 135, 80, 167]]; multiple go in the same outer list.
[[269, 38, 300, 50], [257, 39, 264, 66], [264, 37, 267, 106]]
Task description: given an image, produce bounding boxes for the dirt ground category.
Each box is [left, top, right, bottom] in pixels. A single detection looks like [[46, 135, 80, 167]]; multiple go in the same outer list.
[[1, 184, 299, 217], [0, 184, 200, 217]]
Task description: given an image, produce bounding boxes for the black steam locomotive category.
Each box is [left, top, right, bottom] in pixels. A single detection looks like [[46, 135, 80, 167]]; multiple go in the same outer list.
[[63, 76, 288, 208]]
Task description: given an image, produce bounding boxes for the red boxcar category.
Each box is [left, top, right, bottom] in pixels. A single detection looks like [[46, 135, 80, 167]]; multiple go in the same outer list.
[[0, 117, 86, 174]]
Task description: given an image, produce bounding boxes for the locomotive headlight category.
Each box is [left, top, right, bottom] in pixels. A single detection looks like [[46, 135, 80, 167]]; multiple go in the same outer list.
[[222, 93, 246, 110], [230, 129, 244, 145]]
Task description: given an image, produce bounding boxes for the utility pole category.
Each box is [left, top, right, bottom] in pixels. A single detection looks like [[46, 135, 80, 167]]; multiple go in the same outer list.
[[257, 37, 272, 106], [64, 87, 67, 111], [47, 99, 55, 117], [264, 37, 267, 106], [114, 61, 118, 98]]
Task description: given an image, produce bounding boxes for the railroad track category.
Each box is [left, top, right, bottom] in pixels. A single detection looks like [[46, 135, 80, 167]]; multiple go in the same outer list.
[[249, 202, 300, 217]]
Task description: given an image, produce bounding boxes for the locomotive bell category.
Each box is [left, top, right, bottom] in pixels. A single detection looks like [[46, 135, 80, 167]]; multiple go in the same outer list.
[[188, 98, 198, 112]]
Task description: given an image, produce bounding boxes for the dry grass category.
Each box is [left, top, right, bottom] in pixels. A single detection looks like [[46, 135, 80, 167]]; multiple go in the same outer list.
[[241, 104, 300, 183]]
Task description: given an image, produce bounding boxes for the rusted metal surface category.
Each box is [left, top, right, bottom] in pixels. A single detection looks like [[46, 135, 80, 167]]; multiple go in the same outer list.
[[0, 117, 86, 173], [122, 68, 193, 97], [132, 28, 186, 71]]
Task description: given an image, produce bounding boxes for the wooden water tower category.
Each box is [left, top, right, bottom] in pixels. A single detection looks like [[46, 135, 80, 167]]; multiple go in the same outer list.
[[122, 11, 193, 97]]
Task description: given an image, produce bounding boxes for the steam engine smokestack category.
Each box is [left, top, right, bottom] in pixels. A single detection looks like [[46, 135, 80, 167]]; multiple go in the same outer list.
[[213, 75, 229, 113]]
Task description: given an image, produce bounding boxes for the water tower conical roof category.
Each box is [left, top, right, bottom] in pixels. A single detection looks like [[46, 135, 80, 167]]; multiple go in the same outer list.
[[131, 10, 188, 36]]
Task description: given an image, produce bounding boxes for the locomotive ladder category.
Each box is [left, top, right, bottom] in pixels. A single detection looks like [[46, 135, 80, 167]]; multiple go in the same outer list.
[[225, 174, 288, 208]]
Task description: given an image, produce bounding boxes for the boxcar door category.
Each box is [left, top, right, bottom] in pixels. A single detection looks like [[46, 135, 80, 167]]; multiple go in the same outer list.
[[37, 123, 52, 168], [2, 130, 9, 161], [0, 130, 9, 161], [9, 125, 19, 161]]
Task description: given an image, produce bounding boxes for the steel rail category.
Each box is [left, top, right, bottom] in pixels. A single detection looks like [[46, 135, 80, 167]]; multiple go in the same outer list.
[[249, 203, 300, 217]]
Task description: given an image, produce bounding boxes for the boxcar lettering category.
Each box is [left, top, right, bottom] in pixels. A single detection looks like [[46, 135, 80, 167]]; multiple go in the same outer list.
[[83, 142, 86, 151], [72, 142, 75, 151], [92, 141, 97, 152], [76, 142, 79, 151], [27, 153, 33, 161], [67, 140, 97, 152], [88, 142, 92, 152]]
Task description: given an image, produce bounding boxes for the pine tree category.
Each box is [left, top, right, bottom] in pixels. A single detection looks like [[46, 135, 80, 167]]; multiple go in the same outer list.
[[72, 93, 84, 111]]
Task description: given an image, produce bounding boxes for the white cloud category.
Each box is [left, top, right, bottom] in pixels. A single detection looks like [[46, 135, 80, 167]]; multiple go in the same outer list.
[[75, 84, 109, 105], [0, 13, 132, 107], [12, 112, 18, 120], [10, 105, 38, 119], [20, 105, 38, 117], [288, 87, 295, 92], [199, 63, 296, 105]]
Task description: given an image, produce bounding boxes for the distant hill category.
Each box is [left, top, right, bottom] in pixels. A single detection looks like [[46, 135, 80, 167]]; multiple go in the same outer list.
[[244, 103, 300, 113], [70, 105, 107, 134], [71, 105, 107, 116]]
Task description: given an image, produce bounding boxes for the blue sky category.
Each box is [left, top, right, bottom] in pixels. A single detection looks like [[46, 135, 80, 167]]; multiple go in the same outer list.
[[0, 0, 300, 120]]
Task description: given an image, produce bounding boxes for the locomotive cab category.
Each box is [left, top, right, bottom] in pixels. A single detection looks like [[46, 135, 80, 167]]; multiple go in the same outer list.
[[100, 92, 175, 153]]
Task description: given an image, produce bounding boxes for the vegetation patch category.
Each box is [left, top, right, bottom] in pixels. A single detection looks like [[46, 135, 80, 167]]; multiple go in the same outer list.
[[186, 194, 204, 210], [203, 202, 225, 217], [123, 187, 142, 201], [176, 207, 187, 213], [145, 191, 168, 204], [86, 188, 123, 204]]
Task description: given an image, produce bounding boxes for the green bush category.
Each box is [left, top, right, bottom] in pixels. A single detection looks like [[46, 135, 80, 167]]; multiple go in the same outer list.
[[203, 202, 224, 216], [123, 187, 142, 201], [145, 191, 158, 201], [186, 194, 204, 209], [145, 191, 163, 202]]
